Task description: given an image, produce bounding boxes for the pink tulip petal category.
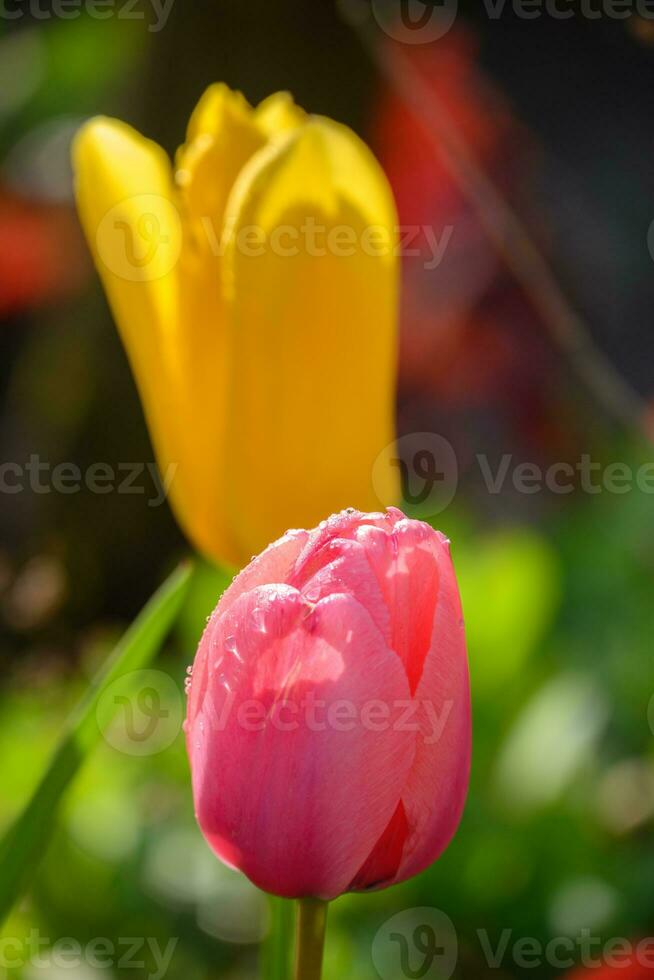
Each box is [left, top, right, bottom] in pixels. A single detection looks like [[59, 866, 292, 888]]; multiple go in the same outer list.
[[188, 585, 415, 899], [290, 536, 391, 645], [393, 534, 471, 884], [293, 508, 391, 578], [349, 799, 409, 891], [220, 527, 310, 617], [355, 518, 441, 694], [187, 528, 308, 732]]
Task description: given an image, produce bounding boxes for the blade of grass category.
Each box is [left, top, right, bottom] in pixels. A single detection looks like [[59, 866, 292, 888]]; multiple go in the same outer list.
[[0, 560, 193, 927], [261, 897, 295, 980]]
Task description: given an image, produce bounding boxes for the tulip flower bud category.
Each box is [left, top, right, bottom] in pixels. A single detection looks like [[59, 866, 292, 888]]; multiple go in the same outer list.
[[186, 507, 470, 900], [72, 86, 399, 568]]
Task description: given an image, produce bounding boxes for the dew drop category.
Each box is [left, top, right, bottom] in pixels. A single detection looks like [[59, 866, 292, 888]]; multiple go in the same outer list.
[[252, 606, 268, 634], [224, 633, 243, 664]]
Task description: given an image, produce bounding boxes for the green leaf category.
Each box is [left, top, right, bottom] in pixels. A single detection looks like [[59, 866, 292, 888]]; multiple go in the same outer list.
[[176, 554, 234, 649], [0, 561, 193, 927], [457, 529, 560, 694], [261, 896, 295, 980]]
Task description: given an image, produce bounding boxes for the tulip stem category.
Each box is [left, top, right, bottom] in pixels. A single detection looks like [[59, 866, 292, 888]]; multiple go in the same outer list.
[[294, 898, 328, 980]]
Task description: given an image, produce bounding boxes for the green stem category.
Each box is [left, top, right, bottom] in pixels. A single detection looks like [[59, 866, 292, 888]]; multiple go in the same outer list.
[[262, 896, 294, 980], [294, 899, 328, 980]]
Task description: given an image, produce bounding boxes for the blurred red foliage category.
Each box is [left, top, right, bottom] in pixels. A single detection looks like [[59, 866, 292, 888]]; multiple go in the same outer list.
[[371, 32, 550, 406], [0, 188, 88, 318], [566, 951, 654, 980]]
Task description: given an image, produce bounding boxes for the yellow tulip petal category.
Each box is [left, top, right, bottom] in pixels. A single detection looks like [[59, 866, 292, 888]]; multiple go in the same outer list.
[[221, 118, 400, 559], [73, 117, 239, 565], [254, 91, 306, 135], [170, 88, 270, 565], [72, 117, 181, 463], [185, 82, 253, 143], [177, 84, 266, 231]]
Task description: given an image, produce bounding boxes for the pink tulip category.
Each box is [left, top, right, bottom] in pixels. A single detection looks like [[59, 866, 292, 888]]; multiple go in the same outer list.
[[185, 507, 471, 900]]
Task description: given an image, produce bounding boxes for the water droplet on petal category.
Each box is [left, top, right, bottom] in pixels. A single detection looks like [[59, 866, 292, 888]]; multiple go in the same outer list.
[[304, 583, 321, 603], [252, 606, 268, 634], [224, 633, 243, 664]]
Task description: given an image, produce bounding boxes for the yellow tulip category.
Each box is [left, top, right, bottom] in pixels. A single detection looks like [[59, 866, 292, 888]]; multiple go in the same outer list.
[[72, 84, 399, 567]]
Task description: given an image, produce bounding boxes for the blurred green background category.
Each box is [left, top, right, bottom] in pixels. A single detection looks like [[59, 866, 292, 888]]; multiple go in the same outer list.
[[1, 2, 654, 978]]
